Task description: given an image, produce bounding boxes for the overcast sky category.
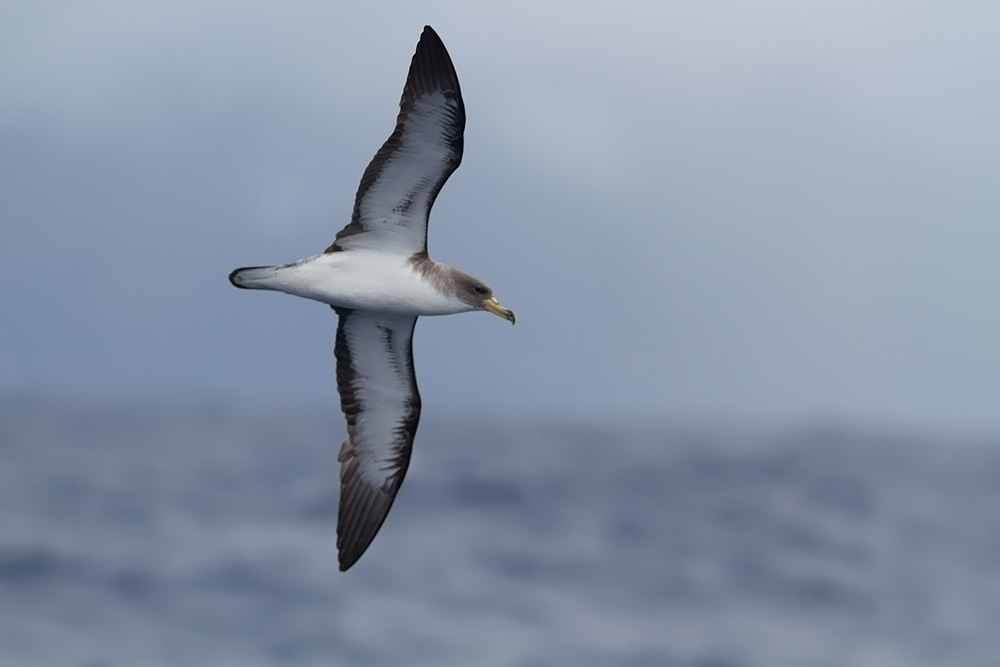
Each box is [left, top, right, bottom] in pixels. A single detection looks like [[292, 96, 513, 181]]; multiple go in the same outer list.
[[2, 1, 998, 431]]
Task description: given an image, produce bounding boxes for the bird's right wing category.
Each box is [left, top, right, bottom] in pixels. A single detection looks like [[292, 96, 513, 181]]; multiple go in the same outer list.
[[326, 26, 465, 256]]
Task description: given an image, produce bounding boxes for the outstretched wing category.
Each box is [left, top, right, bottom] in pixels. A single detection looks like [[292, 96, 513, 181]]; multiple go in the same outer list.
[[326, 26, 465, 255], [333, 309, 421, 570]]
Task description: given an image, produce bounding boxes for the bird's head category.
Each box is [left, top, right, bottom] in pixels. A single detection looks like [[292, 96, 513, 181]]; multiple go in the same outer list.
[[455, 274, 515, 324]]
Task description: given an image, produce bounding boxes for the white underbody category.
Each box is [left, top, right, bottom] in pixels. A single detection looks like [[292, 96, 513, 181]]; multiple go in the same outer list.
[[235, 250, 470, 316]]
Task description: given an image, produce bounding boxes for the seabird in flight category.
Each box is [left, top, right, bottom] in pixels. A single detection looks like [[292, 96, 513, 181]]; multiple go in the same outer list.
[[229, 26, 515, 571]]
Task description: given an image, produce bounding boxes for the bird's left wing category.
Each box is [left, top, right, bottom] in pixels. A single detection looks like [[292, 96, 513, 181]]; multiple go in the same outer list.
[[333, 309, 421, 570]]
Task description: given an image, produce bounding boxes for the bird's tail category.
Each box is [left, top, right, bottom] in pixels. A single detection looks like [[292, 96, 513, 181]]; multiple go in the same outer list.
[[228, 265, 281, 290]]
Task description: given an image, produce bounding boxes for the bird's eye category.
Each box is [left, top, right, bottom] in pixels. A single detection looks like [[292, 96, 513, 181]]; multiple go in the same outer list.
[[474, 285, 487, 294]]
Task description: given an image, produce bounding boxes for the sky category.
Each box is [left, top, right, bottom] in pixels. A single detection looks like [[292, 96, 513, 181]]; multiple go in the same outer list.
[[2, 1, 999, 431]]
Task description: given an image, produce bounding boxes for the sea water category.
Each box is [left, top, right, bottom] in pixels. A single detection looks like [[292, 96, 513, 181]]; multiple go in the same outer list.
[[3, 398, 1000, 666]]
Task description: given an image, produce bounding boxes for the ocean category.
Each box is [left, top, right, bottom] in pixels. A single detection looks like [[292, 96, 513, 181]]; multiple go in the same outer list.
[[3, 397, 1000, 666]]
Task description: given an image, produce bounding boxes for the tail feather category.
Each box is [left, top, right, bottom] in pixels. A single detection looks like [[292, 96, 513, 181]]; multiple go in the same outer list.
[[228, 265, 280, 290]]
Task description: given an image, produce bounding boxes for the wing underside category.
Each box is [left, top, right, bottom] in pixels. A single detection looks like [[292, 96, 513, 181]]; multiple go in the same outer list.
[[333, 309, 421, 570], [326, 26, 465, 255]]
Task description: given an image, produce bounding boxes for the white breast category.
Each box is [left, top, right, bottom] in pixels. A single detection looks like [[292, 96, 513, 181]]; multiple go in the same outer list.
[[262, 251, 470, 316]]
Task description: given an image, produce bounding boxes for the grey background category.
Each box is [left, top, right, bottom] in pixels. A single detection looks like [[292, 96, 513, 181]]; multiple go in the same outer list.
[[5, 5, 1000, 665], [3, 2, 998, 431]]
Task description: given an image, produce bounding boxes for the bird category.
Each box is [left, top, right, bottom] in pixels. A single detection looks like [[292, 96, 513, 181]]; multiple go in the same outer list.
[[228, 26, 515, 571]]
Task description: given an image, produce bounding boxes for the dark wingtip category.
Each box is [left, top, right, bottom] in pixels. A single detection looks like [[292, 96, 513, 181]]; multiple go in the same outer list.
[[228, 268, 245, 288], [336, 471, 401, 573], [417, 25, 444, 49], [337, 537, 368, 572], [338, 553, 357, 572]]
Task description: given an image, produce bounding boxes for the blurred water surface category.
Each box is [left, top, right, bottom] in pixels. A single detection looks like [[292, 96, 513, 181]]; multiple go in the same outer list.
[[3, 397, 1000, 666]]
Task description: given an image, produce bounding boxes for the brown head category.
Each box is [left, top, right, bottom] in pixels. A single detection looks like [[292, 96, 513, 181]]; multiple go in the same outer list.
[[450, 271, 516, 324]]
